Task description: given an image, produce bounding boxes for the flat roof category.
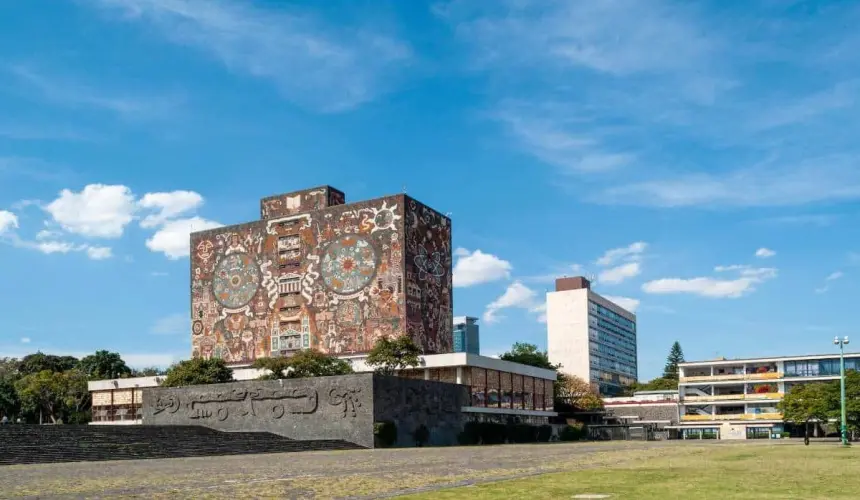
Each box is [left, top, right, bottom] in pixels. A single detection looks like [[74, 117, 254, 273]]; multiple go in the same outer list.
[[680, 351, 860, 367]]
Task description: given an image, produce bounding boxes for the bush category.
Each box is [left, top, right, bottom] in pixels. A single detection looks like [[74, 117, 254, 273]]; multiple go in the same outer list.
[[479, 422, 507, 445], [507, 423, 538, 443], [413, 424, 430, 447], [458, 421, 481, 445], [559, 424, 583, 442], [537, 424, 553, 442], [374, 421, 397, 448]]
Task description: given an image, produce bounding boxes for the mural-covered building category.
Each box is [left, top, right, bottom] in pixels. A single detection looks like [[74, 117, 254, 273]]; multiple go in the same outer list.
[[189, 186, 454, 365]]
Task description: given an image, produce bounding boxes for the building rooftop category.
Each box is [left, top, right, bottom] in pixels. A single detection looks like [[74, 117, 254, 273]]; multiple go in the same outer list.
[[680, 351, 860, 367]]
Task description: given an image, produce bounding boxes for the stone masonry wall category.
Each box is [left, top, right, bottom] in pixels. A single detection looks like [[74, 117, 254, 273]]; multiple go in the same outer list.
[[142, 374, 375, 447], [373, 376, 469, 447]]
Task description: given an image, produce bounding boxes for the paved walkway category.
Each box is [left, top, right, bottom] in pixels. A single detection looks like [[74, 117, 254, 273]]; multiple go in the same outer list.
[[0, 440, 762, 499]]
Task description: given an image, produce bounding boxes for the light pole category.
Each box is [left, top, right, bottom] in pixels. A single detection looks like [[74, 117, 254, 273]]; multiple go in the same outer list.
[[834, 336, 850, 446]]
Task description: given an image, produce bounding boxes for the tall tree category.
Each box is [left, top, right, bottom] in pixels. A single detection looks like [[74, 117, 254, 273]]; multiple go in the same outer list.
[[17, 353, 79, 376], [499, 343, 559, 370], [130, 367, 166, 377], [15, 370, 67, 424], [253, 350, 354, 380], [160, 358, 234, 388], [0, 376, 20, 420], [366, 336, 421, 376], [78, 350, 132, 380], [663, 341, 685, 380]]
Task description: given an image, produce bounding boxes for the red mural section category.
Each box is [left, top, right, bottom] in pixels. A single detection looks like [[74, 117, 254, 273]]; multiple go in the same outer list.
[[404, 196, 453, 354], [191, 192, 452, 365]]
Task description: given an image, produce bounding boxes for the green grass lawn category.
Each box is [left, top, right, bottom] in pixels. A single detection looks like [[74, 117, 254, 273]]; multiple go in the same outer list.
[[401, 444, 860, 500]]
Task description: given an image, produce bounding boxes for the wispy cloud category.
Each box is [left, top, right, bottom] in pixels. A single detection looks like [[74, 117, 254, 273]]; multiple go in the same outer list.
[[150, 313, 187, 336], [8, 65, 181, 120], [441, 1, 860, 208], [643, 265, 777, 299], [750, 214, 838, 227], [90, 0, 412, 112]]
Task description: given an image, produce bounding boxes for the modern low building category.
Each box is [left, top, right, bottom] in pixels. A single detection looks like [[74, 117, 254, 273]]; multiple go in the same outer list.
[[675, 352, 860, 439], [602, 390, 680, 430], [547, 276, 638, 396], [452, 316, 480, 355], [90, 353, 558, 425]]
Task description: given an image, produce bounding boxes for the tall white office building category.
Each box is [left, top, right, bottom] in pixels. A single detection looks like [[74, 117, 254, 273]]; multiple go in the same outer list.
[[547, 276, 638, 396]]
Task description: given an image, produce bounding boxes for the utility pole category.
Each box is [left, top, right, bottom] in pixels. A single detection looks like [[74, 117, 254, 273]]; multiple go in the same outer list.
[[834, 336, 850, 446]]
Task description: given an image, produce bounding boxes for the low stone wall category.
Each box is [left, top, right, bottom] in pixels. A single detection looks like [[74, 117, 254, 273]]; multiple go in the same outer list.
[[373, 376, 470, 447], [141, 374, 473, 448], [142, 374, 375, 447]]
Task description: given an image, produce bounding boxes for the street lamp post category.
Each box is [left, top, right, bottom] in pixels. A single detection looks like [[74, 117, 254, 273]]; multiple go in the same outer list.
[[834, 336, 850, 446]]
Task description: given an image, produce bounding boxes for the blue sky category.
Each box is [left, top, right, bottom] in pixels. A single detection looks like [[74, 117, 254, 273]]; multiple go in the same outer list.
[[1, 0, 859, 379]]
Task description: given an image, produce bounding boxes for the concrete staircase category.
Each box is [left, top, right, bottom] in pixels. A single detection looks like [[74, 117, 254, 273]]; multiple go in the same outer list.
[[0, 425, 363, 466]]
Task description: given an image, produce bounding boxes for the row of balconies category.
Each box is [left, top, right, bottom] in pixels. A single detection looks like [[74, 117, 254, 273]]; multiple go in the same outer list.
[[680, 372, 782, 383], [682, 393, 783, 402], [681, 413, 783, 422]]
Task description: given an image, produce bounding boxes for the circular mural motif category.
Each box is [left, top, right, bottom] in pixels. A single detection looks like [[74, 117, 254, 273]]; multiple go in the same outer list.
[[212, 253, 261, 309], [320, 236, 378, 295], [192, 320, 204, 335]]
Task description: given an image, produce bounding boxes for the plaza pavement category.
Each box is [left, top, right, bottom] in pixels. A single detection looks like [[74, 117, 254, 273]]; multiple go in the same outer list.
[[0, 440, 783, 499]]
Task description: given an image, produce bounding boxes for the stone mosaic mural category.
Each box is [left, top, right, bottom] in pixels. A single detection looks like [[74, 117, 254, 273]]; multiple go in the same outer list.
[[190, 188, 452, 365]]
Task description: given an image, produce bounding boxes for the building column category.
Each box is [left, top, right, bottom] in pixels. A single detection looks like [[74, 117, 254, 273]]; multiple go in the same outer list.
[[456, 366, 463, 385], [710, 366, 714, 376], [424, 369, 430, 380]]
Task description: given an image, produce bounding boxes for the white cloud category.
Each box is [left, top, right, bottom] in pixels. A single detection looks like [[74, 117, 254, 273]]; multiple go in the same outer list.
[[150, 271, 169, 277], [20, 337, 30, 344], [44, 184, 136, 238], [91, 0, 412, 112], [598, 262, 641, 285], [150, 313, 188, 336], [452, 248, 512, 287], [602, 295, 640, 313], [0, 210, 18, 234], [482, 281, 545, 324], [815, 271, 845, 294], [755, 247, 776, 258], [35, 229, 62, 240], [85, 246, 113, 260], [138, 191, 204, 228], [146, 217, 223, 259], [643, 266, 777, 299], [35, 241, 78, 254], [596, 241, 647, 267]]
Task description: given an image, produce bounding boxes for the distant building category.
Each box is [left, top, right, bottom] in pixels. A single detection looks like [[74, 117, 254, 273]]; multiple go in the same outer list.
[[675, 352, 860, 439], [546, 276, 638, 396], [452, 316, 480, 355]]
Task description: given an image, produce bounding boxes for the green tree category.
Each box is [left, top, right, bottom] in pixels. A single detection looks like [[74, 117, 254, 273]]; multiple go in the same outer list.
[[78, 350, 132, 380], [499, 342, 559, 370], [15, 370, 67, 424], [253, 350, 354, 380], [663, 341, 685, 380], [366, 336, 421, 376], [779, 382, 834, 433], [0, 376, 20, 420], [130, 367, 166, 377], [831, 370, 860, 433], [59, 369, 91, 424], [160, 358, 234, 387], [17, 353, 78, 376]]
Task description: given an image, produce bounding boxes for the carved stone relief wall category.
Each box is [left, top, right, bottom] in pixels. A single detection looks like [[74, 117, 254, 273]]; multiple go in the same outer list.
[[142, 375, 376, 447]]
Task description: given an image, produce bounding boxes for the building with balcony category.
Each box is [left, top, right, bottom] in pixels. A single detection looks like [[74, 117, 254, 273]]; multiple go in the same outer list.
[[675, 352, 860, 439], [547, 276, 638, 396], [452, 316, 480, 355]]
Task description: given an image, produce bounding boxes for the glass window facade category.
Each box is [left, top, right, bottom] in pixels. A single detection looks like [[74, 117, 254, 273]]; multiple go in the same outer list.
[[588, 300, 637, 395], [452, 318, 480, 355], [784, 358, 860, 377], [464, 368, 553, 412]]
